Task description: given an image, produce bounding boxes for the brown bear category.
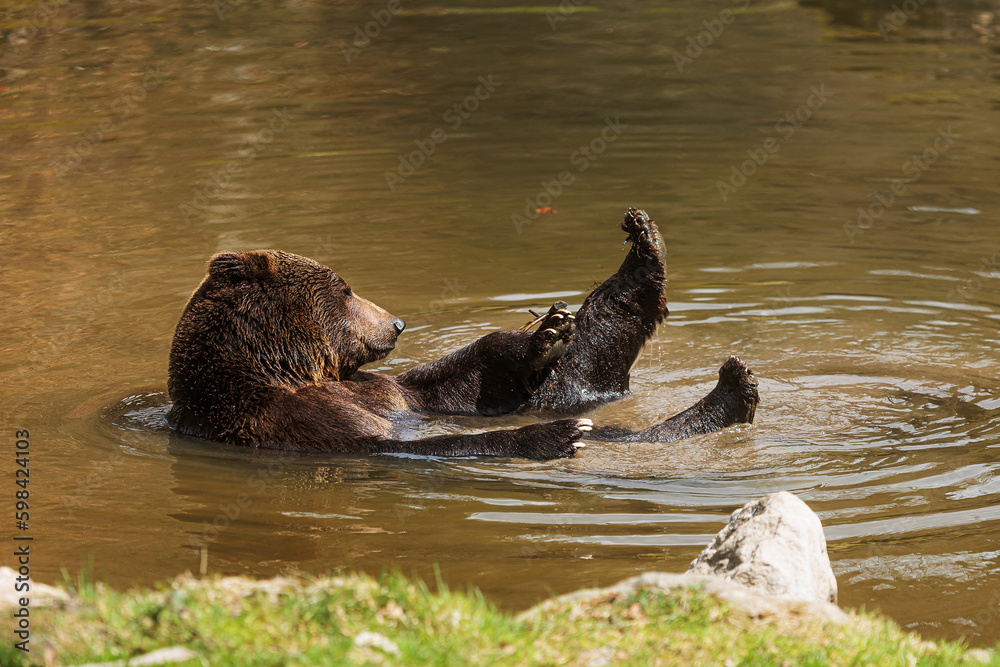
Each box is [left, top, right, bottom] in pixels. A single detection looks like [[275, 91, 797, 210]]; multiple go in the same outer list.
[[167, 208, 759, 460]]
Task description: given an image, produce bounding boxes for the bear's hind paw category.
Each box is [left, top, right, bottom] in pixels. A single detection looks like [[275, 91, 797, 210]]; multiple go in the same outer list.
[[715, 356, 760, 425]]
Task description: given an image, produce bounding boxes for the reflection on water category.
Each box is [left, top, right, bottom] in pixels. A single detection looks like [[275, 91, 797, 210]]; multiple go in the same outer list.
[[803, 0, 1000, 44], [2, 0, 1000, 646]]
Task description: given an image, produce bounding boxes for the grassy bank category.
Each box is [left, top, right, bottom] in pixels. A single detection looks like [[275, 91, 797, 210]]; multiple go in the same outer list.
[[3, 570, 996, 666]]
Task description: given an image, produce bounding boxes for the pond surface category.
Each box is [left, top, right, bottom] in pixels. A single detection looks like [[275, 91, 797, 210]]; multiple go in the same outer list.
[[2, 0, 1000, 645]]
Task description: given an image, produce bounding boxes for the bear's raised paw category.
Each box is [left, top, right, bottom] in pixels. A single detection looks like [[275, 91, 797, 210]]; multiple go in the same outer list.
[[524, 301, 576, 371], [620, 207, 654, 244]]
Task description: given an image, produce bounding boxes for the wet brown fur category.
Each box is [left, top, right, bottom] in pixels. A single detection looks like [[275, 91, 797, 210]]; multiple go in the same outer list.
[[167, 210, 759, 460], [167, 250, 588, 459]]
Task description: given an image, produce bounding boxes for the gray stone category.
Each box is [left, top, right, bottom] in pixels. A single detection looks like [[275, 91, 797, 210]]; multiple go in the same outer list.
[[519, 571, 846, 625], [72, 647, 199, 667], [687, 490, 838, 605], [354, 631, 401, 655], [0, 566, 71, 609]]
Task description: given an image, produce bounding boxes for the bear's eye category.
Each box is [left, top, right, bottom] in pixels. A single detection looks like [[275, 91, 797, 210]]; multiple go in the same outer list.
[[342, 285, 353, 298]]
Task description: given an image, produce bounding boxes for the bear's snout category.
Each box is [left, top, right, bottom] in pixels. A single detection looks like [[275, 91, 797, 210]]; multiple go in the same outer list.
[[348, 294, 406, 356]]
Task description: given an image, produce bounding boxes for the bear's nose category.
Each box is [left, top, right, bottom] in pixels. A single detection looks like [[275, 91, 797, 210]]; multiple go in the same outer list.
[[392, 319, 406, 335]]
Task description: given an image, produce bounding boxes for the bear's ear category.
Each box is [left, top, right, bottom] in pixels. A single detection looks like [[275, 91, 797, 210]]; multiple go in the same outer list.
[[208, 251, 273, 283]]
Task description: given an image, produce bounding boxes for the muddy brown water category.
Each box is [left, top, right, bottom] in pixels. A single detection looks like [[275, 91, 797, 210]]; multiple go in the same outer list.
[[2, 0, 1000, 645]]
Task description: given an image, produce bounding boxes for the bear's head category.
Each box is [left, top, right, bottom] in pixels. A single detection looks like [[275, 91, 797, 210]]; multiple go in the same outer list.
[[168, 250, 405, 433]]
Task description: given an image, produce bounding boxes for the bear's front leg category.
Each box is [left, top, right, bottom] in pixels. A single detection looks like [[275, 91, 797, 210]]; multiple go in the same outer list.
[[526, 208, 669, 413], [370, 418, 593, 460], [255, 385, 593, 459], [397, 303, 574, 416]]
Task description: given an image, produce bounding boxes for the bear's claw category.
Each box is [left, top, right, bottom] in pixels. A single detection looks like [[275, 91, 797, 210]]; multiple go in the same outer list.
[[520, 300, 572, 332], [526, 301, 576, 371], [510, 417, 591, 459], [573, 418, 593, 448], [620, 207, 654, 244]]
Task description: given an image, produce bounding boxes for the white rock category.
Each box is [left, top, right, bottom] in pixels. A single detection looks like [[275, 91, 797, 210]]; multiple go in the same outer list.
[[0, 567, 71, 609], [354, 631, 400, 655], [71, 646, 199, 667], [687, 491, 838, 605], [520, 571, 846, 625]]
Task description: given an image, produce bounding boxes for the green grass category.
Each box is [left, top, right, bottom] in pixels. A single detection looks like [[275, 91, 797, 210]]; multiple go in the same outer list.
[[3, 570, 997, 666]]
